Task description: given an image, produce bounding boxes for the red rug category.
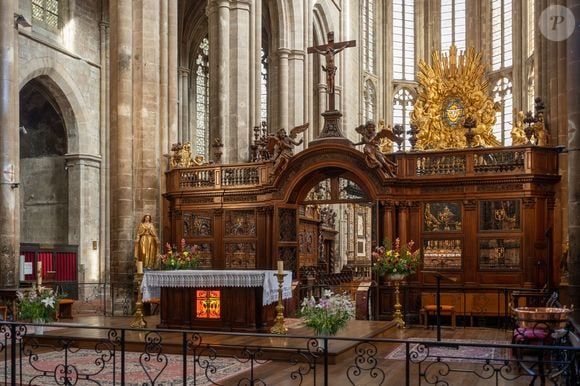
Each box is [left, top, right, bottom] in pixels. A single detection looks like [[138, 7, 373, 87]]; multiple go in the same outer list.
[[7, 348, 263, 385], [385, 339, 510, 364]]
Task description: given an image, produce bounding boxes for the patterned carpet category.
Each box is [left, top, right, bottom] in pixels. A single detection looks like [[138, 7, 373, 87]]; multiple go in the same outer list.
[[385, 339, 510, 364], [7, 348, 262, 385]]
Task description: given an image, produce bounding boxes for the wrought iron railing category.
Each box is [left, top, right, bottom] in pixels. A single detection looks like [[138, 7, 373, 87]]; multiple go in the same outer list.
[[0, 321, 577, 385]]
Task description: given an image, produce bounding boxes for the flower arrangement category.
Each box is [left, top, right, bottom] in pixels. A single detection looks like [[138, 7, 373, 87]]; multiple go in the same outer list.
[[17, 285, 62, 323], [372, 238, 421, 277], [159, 238, 201, 270], [299, 290, 355, 336]]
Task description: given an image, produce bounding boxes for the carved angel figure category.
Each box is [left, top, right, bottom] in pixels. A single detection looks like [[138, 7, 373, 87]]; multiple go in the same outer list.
[[354, 121, 397, 177], [511, 111, 527, 145], [268, 123, 309, 174]]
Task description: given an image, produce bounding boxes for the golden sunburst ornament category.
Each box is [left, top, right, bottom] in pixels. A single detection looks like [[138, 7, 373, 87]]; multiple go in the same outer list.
[[411, 45, 501, 150]]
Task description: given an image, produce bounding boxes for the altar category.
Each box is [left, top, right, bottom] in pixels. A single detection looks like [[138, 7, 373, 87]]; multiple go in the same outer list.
[[141, 270, 293, 331]]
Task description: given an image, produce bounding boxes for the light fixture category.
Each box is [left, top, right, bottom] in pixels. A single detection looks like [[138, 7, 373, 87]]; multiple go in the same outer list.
[[14, 13, 31, 28]]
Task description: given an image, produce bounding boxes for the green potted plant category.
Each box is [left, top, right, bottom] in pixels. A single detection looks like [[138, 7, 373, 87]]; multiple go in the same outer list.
[[17, 285, 62, 334], [299, 290, 355, 336]]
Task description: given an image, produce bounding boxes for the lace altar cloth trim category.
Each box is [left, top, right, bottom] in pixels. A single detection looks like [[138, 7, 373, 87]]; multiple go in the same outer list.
[[141, 270, 293, 306]]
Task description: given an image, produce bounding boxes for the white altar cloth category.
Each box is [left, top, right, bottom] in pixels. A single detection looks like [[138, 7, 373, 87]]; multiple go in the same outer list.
[[141, 270, 293, 306]]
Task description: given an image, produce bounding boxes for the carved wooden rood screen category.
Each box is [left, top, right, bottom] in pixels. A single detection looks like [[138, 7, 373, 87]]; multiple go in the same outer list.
[[162, 43, 560, 331]]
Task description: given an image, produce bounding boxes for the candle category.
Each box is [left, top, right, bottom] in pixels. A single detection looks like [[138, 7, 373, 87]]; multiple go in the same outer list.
[[36, 261, 42, 286], [136, 261, 144, 274], [277, 260, 284, 275]]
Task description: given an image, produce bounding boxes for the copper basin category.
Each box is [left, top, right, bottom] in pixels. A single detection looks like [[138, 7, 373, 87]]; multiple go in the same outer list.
[[514, 307, 571, 329]]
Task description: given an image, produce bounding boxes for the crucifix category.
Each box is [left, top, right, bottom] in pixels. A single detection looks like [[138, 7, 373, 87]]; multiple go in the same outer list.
[[307, 31, 356, 112]]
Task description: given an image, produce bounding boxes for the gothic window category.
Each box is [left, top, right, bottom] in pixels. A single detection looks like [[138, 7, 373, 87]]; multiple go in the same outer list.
[[393, 0, 415, 80], [392, 88, 415, 150], [492, 77, 513, 146], [363, 81, 376, 124], [260, 47, 268, 125], [195, 37, 209, 159], [32, 0, 59, 29], [491, 0, 512, 71], [441, 0, 466, 52], [362, 0, 376, 74]]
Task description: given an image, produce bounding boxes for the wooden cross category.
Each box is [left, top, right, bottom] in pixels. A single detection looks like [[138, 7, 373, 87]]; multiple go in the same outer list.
[[307, 31, 356, 111]]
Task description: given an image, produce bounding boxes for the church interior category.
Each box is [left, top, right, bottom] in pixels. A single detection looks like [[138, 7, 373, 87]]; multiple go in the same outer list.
[[1, 0, 579, 384]]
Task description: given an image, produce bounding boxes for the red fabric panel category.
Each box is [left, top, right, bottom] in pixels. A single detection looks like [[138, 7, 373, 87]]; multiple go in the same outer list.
[[38, 252, 53, 280], [23, 252, 35, 281], [56, 252, 77, 281]]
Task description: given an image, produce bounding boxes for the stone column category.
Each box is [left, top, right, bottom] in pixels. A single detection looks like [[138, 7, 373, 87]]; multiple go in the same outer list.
[[278, 48, 290, 135], [567, 2, 580, 323], [288, 50, 306, 132], [0, 0, 19, 287], [109, 0, 134, 288], [178, 67, 190, 143], [99, 9, 110, 286], [228, 0, 251, 162], [251, 0, 262, 128], [65, 154, 101, 283], [207, 0, 229, 163], [167, 0, 178, 151]]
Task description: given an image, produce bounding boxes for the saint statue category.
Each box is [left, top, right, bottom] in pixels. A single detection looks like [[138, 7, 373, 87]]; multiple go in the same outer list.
[[135, 214, 160, 269]]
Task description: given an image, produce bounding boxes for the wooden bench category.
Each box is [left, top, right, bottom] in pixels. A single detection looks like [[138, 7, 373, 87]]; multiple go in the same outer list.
[[420, 305, 456, 329]]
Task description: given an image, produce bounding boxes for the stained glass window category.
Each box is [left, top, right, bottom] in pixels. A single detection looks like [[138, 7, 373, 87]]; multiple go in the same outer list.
[[260, 47, 269, 125], [492, 77, 513, 146], [364, 81, 376, 124], [441, 0, 466, 52], [393, 0, 415, 80], [195, 38, 209, 159], [392, 88, 415, 150], [491, 0, 513, 71], [362, 0, 376, 74], [32, 0, 59, 29]]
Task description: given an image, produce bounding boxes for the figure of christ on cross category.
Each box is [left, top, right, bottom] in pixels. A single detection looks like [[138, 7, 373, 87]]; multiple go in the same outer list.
[[307, 31, 356, 112]]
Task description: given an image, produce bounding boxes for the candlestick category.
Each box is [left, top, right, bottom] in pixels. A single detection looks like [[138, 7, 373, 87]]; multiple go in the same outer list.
[[270, 273, 288, 334], [277, 260, 284, 275], [130, 271, 147, 328], [136, 261, 143, 274], [36, 261, 42, 287]]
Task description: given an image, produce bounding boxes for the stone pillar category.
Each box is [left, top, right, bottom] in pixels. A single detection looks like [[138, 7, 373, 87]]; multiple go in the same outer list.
[[278, 48, 290, 134], [109, 0, 134, 287], [65, 154, 101, 283], [567, 2, 580, 323], [178, 67, 190, 143], [251, 0, 262, 128], [167, 0, 178, 151], [228, 0, 251, 162], [288, 49, 306, 133], [98, 12, 110, 287], [207, 0, 229, 163], [0, 0, 20, 287]]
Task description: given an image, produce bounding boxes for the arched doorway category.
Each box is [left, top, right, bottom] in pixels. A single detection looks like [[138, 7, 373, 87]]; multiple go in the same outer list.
[[19, 78, 68, 244], [18, 76, 79, 296]]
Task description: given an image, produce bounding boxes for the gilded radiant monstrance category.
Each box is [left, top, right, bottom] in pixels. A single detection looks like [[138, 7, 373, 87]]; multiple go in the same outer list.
[[411, 45, 501, 150]]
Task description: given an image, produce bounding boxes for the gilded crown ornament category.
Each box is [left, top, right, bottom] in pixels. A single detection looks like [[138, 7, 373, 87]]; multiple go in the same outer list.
[[411, 45, 501, 150]]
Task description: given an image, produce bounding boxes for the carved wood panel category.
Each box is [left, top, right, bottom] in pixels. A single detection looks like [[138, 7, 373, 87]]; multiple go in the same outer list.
[[298, 222, 318, 267], [224, 242, 256, 269], [278, 208, 296, 241], [224, 210, 256, 237], [183, 213, 213, 237]]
